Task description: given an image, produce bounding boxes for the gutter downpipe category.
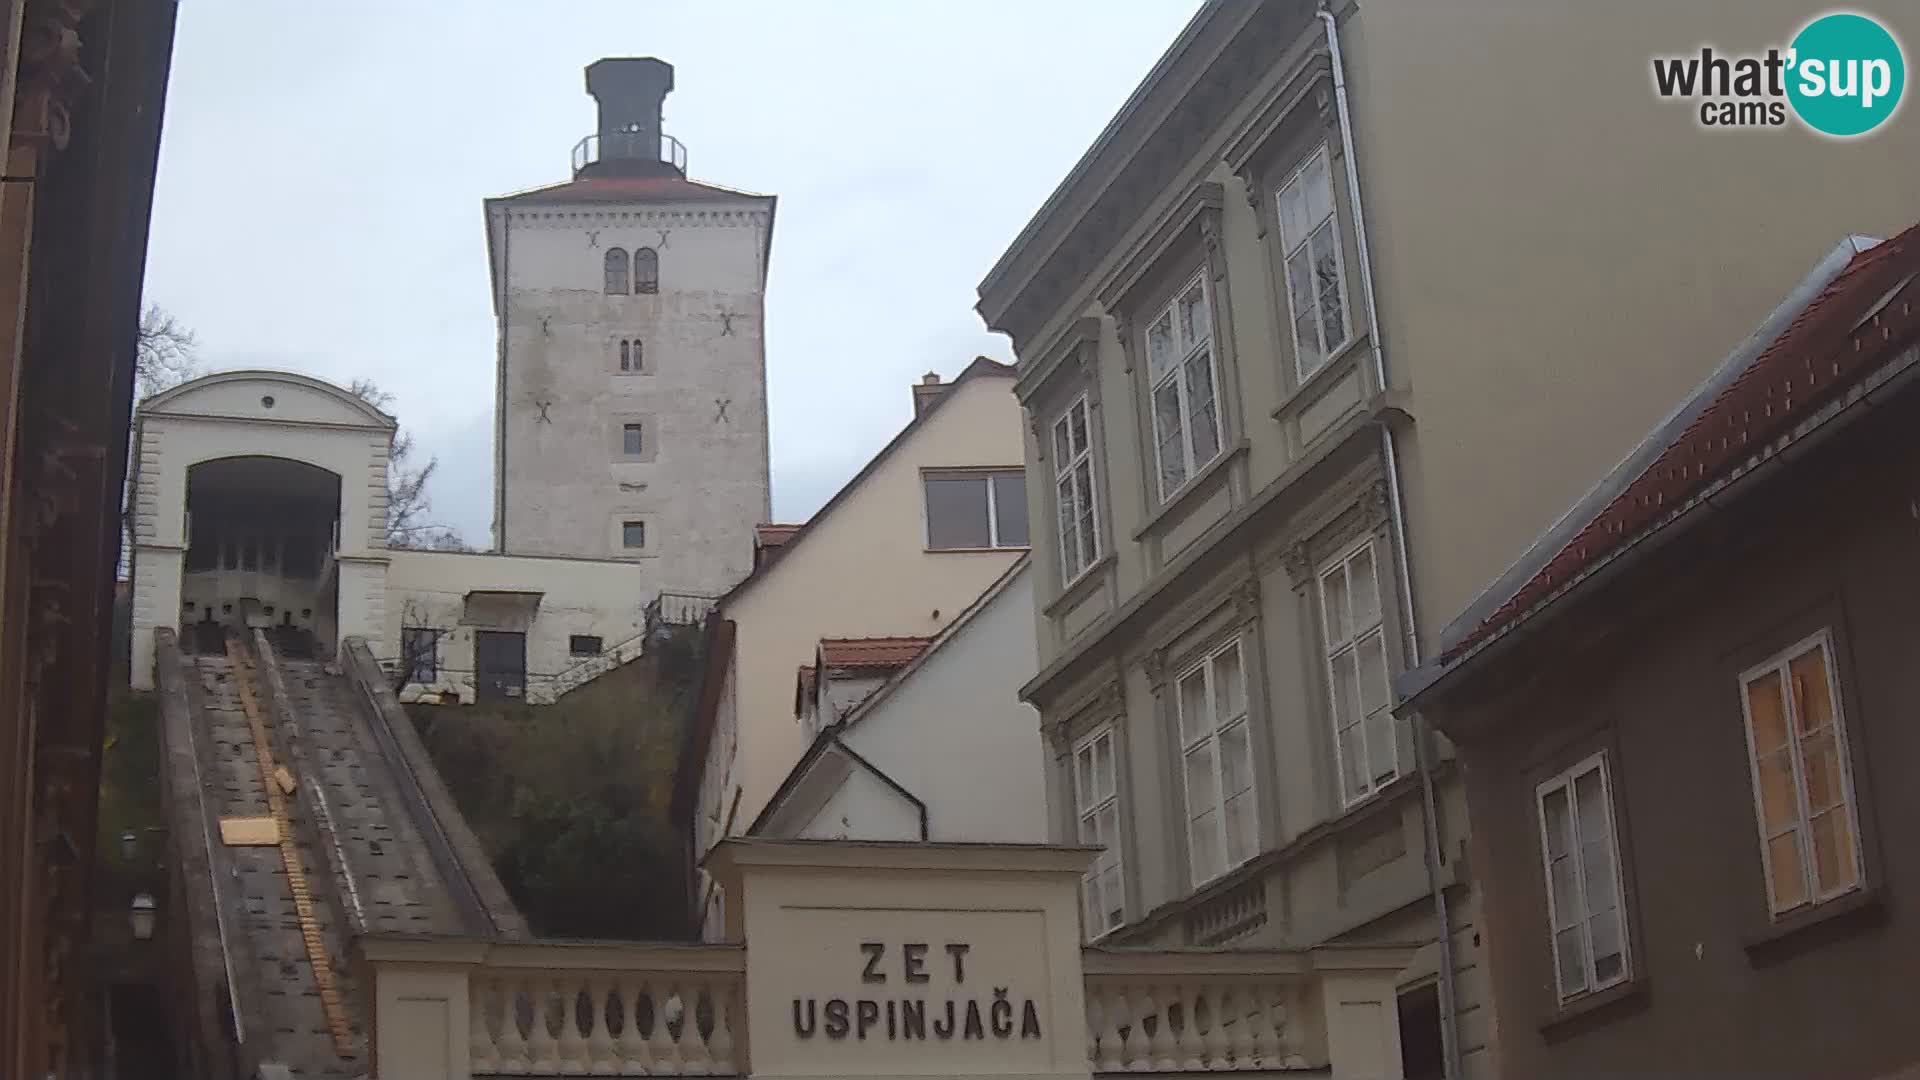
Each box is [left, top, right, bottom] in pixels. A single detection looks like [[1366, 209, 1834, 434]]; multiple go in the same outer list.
[[1318, 6, 1462, 1079]]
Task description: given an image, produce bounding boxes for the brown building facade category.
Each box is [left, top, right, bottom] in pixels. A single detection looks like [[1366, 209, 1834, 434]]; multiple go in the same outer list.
[[1404, 228, 1920, 1077], [0, 1, 177, 1074]]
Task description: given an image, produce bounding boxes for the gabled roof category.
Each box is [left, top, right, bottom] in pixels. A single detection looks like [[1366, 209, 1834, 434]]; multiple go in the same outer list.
[[1415, 224, 1920, 690], [754, 523, 802, 548], [753, 558, 1030, 837], [818, 636, 932, 671], [716, 355, 1016, 608], [138, 369, 397, 430]]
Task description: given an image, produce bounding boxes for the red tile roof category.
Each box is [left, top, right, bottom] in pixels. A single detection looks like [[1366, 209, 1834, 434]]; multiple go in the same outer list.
[[1444, 224, 1920, 662], [754, 524, 802, 550], [495, 176, 769, 206], [817, 636, 933, 671]]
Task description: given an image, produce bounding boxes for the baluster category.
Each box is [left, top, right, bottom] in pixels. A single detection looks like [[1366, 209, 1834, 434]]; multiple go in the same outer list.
[[1118, 986, 1148, 1072], [527, 979, 561, 1072], [1201, 986, 1230, 1070], [1093, 986, 1123, 1073], [1176, 984, 1204, 1071], [471, 976, 501, 1073], [677, 978, 714, 1075], [648, 980, 681, 1074], [1083, 986, 1102, 1072], [707, 979, 737, 1074], [1251, 986, 1283, 1069], [1149, 985, 1178, 1070], [587, 977, 617, 1074], [496, 976, 531, 1074], [557, 977, 589, 1073], [619, 977, 654, 1074]]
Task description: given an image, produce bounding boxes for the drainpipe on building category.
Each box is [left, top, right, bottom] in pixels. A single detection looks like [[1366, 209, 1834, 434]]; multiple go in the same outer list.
[[1317, 6, 1462, 1079]]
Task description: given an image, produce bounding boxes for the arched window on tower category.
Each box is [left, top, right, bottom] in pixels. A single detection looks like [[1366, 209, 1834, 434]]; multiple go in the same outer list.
[[634, 247, 659, 294], [604, 248, 630, 295]]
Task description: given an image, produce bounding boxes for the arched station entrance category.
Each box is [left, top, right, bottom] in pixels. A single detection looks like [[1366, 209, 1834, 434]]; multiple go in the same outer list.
[[179, 455, 341, 655]]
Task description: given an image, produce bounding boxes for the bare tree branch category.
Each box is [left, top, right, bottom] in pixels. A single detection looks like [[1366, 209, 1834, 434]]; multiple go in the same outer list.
[[347, 377, 469, 551], [136, 304, 198, 400]]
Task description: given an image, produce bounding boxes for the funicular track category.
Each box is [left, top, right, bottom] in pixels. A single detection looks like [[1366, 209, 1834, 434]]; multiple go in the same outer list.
[[162, 628, 523, 1078]]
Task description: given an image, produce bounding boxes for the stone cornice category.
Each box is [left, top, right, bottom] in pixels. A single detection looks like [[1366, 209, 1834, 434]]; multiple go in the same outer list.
[[1095, 180, 1224, 316], [978, 1, 1315, 352], [1016, 314, 1105, 408]]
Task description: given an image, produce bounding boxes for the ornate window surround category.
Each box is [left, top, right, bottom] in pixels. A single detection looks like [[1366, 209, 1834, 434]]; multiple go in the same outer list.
[[1275, 471, 1406, 819]]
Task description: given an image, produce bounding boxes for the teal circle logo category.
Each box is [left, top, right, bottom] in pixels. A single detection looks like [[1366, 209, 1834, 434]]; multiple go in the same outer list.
[[1787, 13, 1906, 137]]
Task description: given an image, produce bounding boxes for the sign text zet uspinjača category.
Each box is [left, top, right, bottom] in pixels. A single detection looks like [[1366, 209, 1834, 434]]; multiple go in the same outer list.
[[791, 942, 1044, 1043]]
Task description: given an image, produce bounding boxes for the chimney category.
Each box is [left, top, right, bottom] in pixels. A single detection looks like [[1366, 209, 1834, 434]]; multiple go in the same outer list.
[[578, 58, 682, 179], [912, 372, 946, 417]]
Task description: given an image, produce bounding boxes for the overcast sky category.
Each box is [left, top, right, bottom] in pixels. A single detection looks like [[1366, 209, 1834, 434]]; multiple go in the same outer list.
[[143, 1, 1201, 544]]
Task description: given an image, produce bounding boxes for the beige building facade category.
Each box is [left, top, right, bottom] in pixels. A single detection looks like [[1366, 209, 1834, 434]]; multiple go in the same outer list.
[[978, 3, 1917, 1078], [686, 360, 1030, 934]]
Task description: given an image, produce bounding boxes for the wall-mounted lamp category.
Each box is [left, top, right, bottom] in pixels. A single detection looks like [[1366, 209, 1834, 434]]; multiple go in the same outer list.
[[129, 893, 156, 941]]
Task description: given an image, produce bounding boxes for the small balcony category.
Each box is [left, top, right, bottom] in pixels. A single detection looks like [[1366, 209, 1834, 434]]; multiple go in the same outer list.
[[572, 129, 688, 179]]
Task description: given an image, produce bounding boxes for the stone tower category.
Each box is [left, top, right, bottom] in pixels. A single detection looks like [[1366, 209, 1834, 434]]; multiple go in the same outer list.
[[485, 58, 774, 600]]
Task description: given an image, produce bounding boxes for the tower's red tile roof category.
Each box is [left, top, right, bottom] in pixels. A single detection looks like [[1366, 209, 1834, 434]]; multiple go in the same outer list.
[[493, 176, 769, 206]]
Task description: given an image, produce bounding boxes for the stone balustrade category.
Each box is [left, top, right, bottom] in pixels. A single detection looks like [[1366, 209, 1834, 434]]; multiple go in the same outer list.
[[361, 938, 747, 1078], [363, 936, 1415, 1080]]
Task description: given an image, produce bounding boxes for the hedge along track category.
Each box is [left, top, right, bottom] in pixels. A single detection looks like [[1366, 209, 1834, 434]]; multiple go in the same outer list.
[[223, 638, 357, 1058]]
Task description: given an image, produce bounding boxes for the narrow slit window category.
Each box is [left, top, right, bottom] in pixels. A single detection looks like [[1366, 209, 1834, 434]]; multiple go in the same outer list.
[[623, 423, 644, 456]]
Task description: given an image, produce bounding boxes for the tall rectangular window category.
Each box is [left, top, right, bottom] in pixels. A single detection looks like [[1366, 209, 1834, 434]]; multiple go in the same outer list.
[[623, 423, 644, 456], [1321, 539, 1397, 806], [1052, 396, 1101, 584], [1277, 147, 1351, 380], [622, 520, 646, 549], [1739, 632, 1862, 917], [401, 627, 440, 683], [1176, 639, 1256, 886], [1536, 753, 1630, 1002], [924, 470, 1028, 550], [1074, 727, 1125, 938], [1145, 273, 1223, 499]]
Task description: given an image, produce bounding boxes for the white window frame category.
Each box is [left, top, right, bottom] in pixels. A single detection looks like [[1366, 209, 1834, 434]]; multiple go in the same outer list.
[[923, 469, 1028, 550], [1051, 394, 1101, 585], [1073, 725, 1125, 939], [1319, 536, 1398, 807], [1275, 145, 1353, 382], [1144, 272, 1225, 501], [1174, 638, 1257, 888], [1737, 629, 1864, 919], [1534, 752, 1632, 1003]]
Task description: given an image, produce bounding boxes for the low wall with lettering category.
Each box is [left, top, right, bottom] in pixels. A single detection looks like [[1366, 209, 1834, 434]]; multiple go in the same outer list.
[[708, 840, 1096, 1080]]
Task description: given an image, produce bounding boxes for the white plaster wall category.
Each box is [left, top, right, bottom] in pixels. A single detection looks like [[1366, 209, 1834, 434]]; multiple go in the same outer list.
[[717, 373, 1027, 832], [492, 198, 772, 606], [797, 766, 922, 841], [128, 373, 392, 687], [383, 548, 647, 705], [836, 566, 1047, 844]]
